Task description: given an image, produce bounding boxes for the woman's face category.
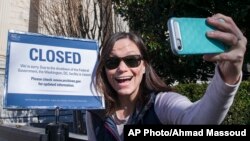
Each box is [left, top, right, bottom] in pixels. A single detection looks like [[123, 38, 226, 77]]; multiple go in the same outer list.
[[105, 38, 145, 98]]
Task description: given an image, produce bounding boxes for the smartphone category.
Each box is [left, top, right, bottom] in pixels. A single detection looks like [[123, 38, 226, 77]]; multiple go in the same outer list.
[[167, 17, 228, 55]]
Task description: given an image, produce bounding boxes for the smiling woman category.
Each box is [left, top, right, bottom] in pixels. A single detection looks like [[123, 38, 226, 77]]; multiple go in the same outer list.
[[86, 14, 247, 141]]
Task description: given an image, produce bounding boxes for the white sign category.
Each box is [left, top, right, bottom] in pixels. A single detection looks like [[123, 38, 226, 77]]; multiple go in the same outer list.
[[4, 30, 104, 109]]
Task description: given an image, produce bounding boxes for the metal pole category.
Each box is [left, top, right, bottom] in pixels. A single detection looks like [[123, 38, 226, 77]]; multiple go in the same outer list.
[[45, 107, 69, 141], [72, 110, 86, 134]]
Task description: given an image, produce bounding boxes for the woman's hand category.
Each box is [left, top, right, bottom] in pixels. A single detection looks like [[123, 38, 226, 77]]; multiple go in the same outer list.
[[203, 13, 247, 84]]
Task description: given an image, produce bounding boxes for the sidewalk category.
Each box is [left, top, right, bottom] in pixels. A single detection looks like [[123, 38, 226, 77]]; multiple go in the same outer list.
[[0, 124, 88, 141]]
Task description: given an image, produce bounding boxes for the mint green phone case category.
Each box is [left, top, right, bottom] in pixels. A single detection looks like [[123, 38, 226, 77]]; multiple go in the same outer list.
[[168, 17, 228, 55]]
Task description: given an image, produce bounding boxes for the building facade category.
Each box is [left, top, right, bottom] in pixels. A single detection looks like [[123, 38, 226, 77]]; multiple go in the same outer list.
[[0, 0, 39, 124]]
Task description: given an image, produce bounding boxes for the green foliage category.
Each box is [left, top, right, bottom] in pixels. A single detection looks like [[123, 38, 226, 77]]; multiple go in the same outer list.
[[222, 81, 250, 125], [113, 0, 250, 84], [174, 81, 250, 125], [174, 82, 206, 101]]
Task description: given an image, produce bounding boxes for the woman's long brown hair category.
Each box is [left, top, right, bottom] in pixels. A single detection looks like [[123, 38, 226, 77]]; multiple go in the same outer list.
[[95, 32, 172, 115]]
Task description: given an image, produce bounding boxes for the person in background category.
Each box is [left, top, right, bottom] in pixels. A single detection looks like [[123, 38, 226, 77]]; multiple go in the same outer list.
[[86, 13, 247, 141]]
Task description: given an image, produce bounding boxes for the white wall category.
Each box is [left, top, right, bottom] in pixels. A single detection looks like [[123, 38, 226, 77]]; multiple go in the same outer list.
[[0, 0, 30, 55], [0, 0, 31, 124]]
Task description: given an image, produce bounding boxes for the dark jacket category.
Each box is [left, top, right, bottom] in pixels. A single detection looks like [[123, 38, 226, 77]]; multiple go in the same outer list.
[[88, 93, 162, 141]]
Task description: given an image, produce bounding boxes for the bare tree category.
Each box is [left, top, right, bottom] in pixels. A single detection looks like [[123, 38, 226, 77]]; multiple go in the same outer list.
[[32, 0, 128, 47]]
